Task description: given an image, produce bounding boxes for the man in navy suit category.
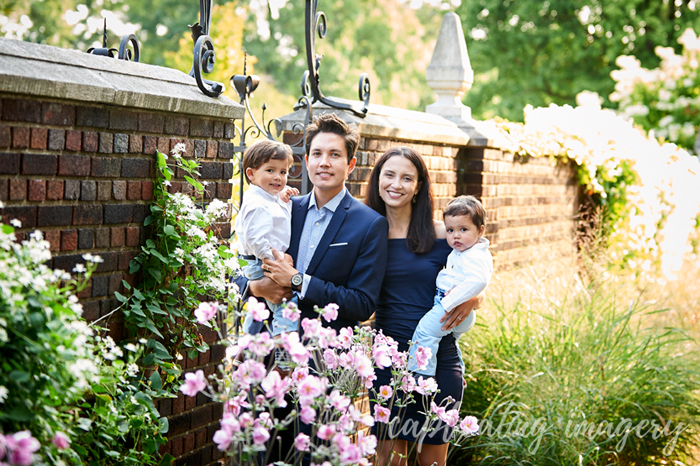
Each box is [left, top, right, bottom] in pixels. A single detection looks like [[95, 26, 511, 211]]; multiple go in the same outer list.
[[241, 112, 389, 333]]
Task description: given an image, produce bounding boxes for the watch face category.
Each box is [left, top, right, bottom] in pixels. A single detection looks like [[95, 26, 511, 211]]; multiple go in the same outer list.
[[292, 274, 303, 286]]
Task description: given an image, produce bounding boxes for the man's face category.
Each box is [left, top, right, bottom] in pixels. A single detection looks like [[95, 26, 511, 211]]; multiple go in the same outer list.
[[305, 132, 356, 197]]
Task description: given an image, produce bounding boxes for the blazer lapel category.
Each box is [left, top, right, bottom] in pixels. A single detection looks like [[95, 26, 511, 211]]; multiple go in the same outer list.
[[304, 192, 351, 276], [288, 194, 310, 262]]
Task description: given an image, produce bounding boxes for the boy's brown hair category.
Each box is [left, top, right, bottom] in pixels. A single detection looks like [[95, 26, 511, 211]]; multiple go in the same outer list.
[[443, 195, 487, 229], [305, 113, 360, 162], [242, 140, 294, 184]]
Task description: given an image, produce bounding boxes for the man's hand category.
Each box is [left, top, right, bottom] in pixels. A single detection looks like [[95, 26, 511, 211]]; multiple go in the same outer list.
[[249, 276, 292, 304], [440, 292, 485, 331], [280, 186, 300, 203], [263, 249, 299, 288]]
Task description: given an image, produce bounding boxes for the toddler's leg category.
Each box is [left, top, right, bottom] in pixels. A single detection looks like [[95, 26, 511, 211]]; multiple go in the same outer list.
[[408, 299, 448, 377]]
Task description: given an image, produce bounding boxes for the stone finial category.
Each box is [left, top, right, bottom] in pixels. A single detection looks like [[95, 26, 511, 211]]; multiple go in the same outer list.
[[425, 12, 474, 122]]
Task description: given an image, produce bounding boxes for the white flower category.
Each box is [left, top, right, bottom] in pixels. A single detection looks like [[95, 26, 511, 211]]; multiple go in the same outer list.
[[82, 253, 103, 263], [73, 263, 86, 274], [0, 385, 8, 403], [124, 343, 138, 352], [10, 219, 21, 228]]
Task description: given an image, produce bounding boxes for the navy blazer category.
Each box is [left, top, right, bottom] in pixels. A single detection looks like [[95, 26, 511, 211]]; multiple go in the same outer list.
[[238, 190, 389, 333]]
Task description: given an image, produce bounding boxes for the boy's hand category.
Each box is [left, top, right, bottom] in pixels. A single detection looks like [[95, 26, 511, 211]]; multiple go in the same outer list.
[[280, 186, 300, 203]]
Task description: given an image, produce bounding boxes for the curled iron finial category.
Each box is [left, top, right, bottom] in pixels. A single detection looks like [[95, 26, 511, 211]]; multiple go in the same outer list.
[[189, 0, 224, 97], [87, 18, 141, 62], [300, 0, 370, 117]]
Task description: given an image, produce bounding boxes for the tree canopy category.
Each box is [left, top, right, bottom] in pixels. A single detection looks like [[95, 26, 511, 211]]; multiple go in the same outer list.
[[455, 0, 700, 121]]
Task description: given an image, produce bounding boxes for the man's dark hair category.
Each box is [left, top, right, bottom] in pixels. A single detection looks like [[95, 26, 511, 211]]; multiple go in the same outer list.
[[242, 140, 294, 184], [443, 195, 487, 229], [305, 113, 360, 162]]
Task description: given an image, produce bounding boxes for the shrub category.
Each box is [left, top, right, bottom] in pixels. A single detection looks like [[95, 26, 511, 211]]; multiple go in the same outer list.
[[453, 263, 700, 465]]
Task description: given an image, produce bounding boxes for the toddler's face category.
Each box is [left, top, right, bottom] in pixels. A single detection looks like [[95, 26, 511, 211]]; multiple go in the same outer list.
[[246, 158, 289, 196], [445, 214, 484, 252]]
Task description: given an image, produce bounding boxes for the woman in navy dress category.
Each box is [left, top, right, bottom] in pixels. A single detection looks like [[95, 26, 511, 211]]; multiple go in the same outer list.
[[366, 147, 482, 466]]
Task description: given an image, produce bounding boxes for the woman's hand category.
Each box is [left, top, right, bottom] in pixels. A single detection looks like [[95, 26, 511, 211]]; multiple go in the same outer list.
[[440, 292, 485, 331], [262, 249, 299, 288]]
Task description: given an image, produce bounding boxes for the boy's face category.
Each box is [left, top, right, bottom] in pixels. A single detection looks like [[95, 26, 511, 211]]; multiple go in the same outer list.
[[246, 158, 289, 196], [445, 214, 485, 252]]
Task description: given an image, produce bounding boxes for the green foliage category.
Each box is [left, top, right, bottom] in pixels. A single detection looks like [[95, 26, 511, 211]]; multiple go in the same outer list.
[[0, 222, 169, 464], [121, 146, 233, 389], [454, 273, 700, 465], [455, 0, 700, 121]]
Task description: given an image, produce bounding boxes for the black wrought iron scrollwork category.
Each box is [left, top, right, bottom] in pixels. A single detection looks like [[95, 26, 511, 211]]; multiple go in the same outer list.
[[189, 0, 224, 97], [87, 18, 141, 62], [298, 0, 370, 118]]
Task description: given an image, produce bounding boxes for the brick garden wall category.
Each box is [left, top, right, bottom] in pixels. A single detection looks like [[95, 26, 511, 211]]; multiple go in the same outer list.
[[344, 137, 578, 269], [0, 94, 235, 466]]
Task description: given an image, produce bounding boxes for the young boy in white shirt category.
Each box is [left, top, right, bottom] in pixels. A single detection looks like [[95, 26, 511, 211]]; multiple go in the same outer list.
[[408, 195, 493, 377], [235, 140, 299, 336]]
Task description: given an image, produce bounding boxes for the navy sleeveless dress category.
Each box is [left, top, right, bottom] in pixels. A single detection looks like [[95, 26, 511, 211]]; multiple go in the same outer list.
[[372, 238, 463, 445]]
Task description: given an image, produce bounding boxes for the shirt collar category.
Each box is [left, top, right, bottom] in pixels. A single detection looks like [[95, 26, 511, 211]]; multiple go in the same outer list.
[[308, 187, 346, 213], [247, 183, 279, 202]]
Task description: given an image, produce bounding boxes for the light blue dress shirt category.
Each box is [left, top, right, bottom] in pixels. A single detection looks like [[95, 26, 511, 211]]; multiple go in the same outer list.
[[296, 187, 347, 298]]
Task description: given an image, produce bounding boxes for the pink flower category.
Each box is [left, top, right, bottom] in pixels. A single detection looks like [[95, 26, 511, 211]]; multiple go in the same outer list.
[[282, 301, 301, 322], [298, 374, 323, 398], [294, 433, 310, 451], [415, 376, 438, 395], [248, 333, 274, 357], [318, 327, 337, 349], [317, 425, 336, 440], [301, 318, 322, 338], [194, 302, 217, 325], [460, 416, 480, 434], [261, 370, 290, 408], [323, 348, 339, 369], [288, 339, 310, 365], [321, 303, 339, 322], [237, 360, 267, 385], [377, 385, 393, 400], [291, 366, 309, 386], [373, 405, 391, 424], [364, 373, 377, 390], [356, 430, 377, 456], [180, 369, 207, 397], [247, 297, 270, 322], [413, 346, 432, 371], [372, 345, 392, 369], [252, 425, 270, 445], [213, 428, 233, 450], [401, 374, 416, 393], [337, 327, 354, 348], [300, 406, 316, 424], [4, 431, 40, 466], [52, 431, 70, 449], [239, 412, 254, 429], [339, 444, 361, 464], [328, 390, 350, 411], [440, 409, 461, 427], [354, 353, 374, 379]]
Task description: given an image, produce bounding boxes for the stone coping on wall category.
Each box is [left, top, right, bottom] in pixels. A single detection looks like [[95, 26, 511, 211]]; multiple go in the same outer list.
[[0, 38, 243, 120], [277, 97, 471, 146], [276, 97, 513, 149]]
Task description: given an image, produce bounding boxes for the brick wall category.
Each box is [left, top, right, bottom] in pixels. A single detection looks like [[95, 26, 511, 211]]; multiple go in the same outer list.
[[343, 135, 577, 269], [0, 94, 235, 466]]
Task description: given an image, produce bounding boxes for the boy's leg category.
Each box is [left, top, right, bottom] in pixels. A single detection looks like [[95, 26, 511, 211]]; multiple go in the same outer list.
[[408, 297, 447, 376], [268, 295, 299, 337], [240, 260, 264, 334]]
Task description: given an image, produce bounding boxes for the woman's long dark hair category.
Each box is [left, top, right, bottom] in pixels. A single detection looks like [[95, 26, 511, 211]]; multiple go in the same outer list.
[[365, 146, 435, 254]]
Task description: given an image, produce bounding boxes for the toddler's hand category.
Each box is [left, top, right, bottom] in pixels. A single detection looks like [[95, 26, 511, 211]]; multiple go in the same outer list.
[[280, 186, 300, 203]]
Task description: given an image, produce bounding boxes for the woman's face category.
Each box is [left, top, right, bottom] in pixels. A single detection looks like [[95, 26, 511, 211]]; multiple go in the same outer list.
[[378, 155, 421, 210]]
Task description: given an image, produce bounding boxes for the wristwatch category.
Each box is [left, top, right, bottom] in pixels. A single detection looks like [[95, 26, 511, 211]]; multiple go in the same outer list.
[[291, 272, 303, 292]]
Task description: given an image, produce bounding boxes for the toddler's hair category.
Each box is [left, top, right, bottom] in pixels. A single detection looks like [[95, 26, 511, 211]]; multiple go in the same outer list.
[[443, 195, 487, 229], [242, 140, 294, 184]]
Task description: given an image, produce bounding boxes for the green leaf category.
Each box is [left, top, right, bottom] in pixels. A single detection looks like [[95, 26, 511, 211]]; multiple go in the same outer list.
[[114, 291, 128, 303], [158, 417, 170, 435], [121, 279, 132, 291], [158, 453, 175, 466], [1, 224, 14, 234], [144, 215, 156, 226], [150, 249, 169, 263], [184, 175, 203, 192], [7, 405, 33, 421], [149, 371, 162, 390], [9, 370, 30, 383], [146, 239, 156, 249], [145, 320, 164, 338], [188, 349, 197, 360], [163, 224, 177, 236], [133, 289, 145, 301], [147, 304, 168, 315]]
